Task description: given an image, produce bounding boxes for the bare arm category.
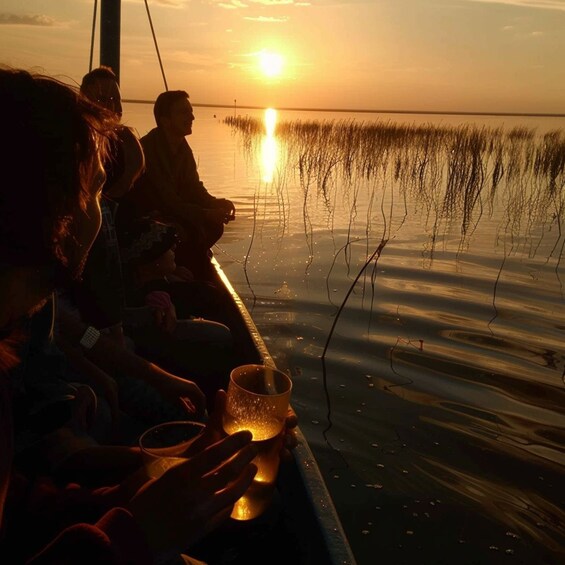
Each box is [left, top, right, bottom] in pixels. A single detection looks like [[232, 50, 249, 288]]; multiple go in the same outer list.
[[56, 304, 206, 419]]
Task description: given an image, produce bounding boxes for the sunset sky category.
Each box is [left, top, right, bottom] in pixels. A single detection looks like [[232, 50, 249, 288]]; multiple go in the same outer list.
[[1, 0, 564, 114]]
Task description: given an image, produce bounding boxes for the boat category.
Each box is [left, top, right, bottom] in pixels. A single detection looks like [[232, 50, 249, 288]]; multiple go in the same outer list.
[[96, 1, 356, 563], [189, 258, 356, 564]]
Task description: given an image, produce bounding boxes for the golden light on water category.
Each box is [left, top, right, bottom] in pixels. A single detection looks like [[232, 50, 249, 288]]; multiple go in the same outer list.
[[265, 108, 277, 136], [261, 108, 279, 183]]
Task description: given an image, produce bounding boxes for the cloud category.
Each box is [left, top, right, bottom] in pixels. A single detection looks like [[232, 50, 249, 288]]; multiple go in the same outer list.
[[216, 0, 249, 8], [164, 49, 229, 71], [214, 0, 296, 8], [465, 0, 565, 11], [243, 15, 290, 21], [0, 13, 56, 26], [248, 0, 295, 4], [145, 0, 189, 7]]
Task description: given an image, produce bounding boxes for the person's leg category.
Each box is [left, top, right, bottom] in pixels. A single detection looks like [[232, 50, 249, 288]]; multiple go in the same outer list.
[[173, 218, 224, 278], [173, 319, 232, 344]]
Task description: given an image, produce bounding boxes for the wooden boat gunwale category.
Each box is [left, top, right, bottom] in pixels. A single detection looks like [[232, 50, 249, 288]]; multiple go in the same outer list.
[[211, 258, 356, 564]]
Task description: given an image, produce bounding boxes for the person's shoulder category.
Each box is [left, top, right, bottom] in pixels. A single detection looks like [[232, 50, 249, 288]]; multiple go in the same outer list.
[[140, 127, 165, 155], [140, 127, 160, 142]]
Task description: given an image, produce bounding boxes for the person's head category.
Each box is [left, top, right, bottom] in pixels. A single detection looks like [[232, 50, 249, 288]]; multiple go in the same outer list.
[[80, 65, 122, 119], [0, 67, 114, 314], [119, 218, 179, 282], [153, 90, 194, 137]]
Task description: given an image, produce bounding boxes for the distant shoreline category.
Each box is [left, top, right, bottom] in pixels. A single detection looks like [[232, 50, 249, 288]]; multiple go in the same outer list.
[[123, 99, 565, 119]]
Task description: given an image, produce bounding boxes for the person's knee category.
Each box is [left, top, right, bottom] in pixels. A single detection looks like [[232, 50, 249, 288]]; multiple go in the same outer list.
[[174, 318, 232, 344]]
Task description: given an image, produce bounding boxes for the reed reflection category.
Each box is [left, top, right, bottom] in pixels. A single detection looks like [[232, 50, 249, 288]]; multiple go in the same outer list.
[[226, 116, 565, 258], [261, 108, 279, 183], [222, 111, 565, 563]]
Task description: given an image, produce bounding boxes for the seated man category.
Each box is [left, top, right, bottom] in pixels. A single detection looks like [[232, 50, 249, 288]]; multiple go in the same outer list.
[[118, 90, 236, 277]]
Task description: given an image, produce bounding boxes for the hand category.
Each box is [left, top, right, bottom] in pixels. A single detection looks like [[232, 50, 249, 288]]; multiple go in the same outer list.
[[223, 209, 235, 224], [128, 430, 257, 553], [161, 303, 177, 334], [279, 405, 299, 463], [205, 207, 230, 225], [200, 390, 298, 460], [218, 199, 236, 223], [67, 383, 97, 435], [146, 291, 177, 334], [151, 304, 177, 334], [150, 373, 206, 420], [216, 198, 235, 211]]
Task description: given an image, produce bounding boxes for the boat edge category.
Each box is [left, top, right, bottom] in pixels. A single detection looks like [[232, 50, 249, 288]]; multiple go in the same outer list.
[[212, 257, 357, 565]]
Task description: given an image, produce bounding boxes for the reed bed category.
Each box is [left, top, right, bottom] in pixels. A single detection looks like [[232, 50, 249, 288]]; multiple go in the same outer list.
[[224, 115, 565, 259]]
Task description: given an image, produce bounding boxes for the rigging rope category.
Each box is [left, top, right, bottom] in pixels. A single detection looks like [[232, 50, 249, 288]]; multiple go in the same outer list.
[[88, 0, 168, 91], [144, 0, 169, 91], [89, 0, 98, 72]]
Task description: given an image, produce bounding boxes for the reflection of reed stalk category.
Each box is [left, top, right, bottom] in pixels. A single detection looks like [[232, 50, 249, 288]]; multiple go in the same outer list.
[[225, 116, 565, 263], [320, 236, 389, 437], [242, 187, 259, 309], [224, 115, 565, 432]]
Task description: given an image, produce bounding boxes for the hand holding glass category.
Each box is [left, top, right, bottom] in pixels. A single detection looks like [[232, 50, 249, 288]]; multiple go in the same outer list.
[[223, 364, 292, 520], [139, 420, 205, 479]]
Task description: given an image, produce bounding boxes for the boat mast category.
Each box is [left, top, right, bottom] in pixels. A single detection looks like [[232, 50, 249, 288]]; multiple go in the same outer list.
[[100, 0, 121, 83]]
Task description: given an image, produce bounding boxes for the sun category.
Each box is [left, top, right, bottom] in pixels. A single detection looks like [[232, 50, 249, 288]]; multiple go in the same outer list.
[[258, 50, 284, 78]]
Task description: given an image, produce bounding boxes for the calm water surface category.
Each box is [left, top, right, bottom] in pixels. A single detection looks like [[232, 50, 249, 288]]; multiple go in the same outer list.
[[124, 104, 565, 565]]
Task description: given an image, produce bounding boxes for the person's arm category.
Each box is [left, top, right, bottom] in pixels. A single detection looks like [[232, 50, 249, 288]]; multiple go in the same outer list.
[[3, 471, 147, 563], [25, 431, 256, 564], [27, 507, 153, 565], [141, 130, 235, 225], [56, 343, 121, 434], [138, 132, 210, 225], [56, 304, 206, 420], [103, 323, 127, 348]]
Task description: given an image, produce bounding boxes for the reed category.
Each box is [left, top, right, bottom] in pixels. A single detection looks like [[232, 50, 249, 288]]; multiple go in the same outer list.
[[224, 115, 565, 256]]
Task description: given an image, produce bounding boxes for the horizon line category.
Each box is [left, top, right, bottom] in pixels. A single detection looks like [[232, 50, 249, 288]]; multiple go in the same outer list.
[[123, 99, 565, 119]]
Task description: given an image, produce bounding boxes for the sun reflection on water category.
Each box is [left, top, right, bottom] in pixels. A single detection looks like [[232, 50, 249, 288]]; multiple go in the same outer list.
[[261, 108, 278, 182]]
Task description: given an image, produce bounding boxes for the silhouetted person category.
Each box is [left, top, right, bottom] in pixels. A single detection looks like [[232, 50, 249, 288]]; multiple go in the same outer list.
[[0, 66, 256, 564], [70, 66, 145, 346], [118, 90, 236, 277]]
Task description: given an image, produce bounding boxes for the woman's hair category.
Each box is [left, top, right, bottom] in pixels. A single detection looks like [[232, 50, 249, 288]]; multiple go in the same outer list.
[[0, 67, 114, 281]]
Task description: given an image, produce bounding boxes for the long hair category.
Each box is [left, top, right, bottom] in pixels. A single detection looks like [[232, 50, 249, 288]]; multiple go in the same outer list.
[[0, 67, 115, 283]]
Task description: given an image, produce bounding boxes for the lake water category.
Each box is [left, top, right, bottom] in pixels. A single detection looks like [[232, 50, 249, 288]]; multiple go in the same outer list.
[[123, 103, 565, 565]]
